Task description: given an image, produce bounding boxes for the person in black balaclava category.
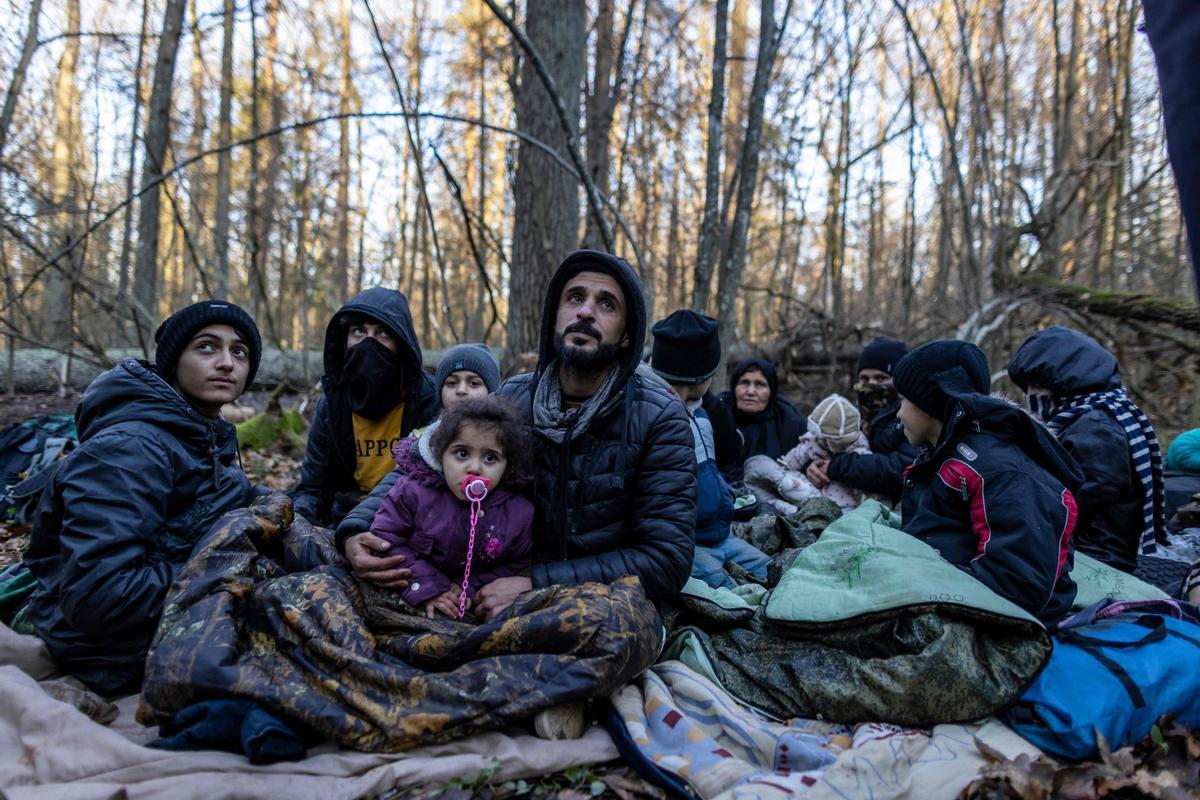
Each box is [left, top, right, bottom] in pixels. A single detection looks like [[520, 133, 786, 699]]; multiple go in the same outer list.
[[816, 336, 922, 505], [292, 288, 439, 526]]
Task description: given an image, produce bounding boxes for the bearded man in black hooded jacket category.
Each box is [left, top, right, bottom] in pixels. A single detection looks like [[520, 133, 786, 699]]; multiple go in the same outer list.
[[292, 288, 439, 526]]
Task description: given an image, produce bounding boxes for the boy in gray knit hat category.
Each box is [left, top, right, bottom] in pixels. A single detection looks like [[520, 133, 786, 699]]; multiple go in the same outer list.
[[435, 343, 501, 409]]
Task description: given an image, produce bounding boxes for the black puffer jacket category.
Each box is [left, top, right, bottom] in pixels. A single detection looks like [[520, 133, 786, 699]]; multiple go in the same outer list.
[[293, 288, 439, 526], [1007, 327, 1145, 572], [901, 371, 1085, 625], [497, 250, 696, 601], [23, 359, 255, 695], [825, 401, 921, 503]]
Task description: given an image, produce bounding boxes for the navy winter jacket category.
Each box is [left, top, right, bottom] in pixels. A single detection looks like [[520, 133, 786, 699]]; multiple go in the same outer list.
[[292, 288, 439, 526], [1008, 327, 1145, 572], [901, 373, 1085, 625], [497, 251, 696, 601], [23, 359, 256, 695], [825, 400, 921, 503]]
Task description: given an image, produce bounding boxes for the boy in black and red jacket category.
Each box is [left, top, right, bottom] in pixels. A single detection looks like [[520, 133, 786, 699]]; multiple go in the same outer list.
[[891, 340, 1085, 624]]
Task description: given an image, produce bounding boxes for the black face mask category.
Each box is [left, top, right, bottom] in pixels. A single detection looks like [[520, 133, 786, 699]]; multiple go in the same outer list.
[[342, 337, 407, 419], [854, 380, 898, 419]]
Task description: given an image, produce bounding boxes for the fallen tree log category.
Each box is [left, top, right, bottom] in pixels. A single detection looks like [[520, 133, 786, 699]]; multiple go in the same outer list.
[[996, 271, 1200, 332]]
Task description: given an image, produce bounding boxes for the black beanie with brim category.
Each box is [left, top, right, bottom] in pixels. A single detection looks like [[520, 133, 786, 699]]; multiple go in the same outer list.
[[891, 340, 990, 420]]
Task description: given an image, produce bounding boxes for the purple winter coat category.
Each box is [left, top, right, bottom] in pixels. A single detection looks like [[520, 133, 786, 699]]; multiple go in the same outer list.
[[370, 436, 534, 606]]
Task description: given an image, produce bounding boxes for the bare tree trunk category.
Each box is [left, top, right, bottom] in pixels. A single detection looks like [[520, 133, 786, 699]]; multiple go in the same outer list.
[[134, 0, 187, 341], [581, 0, 636, 249], [42, 0, 82, 351], [507, 0, 585, 357], [717, 0, 788, 349], [333, 0, 352, 303], [183, 0, 206, 309], [246, 0, 265, 324], [212, 0, 235, 299], [692, 0, 729, 312], [115, 0, 150, 343], [0, 0, 44, 155], [261, 0, 283, 329]]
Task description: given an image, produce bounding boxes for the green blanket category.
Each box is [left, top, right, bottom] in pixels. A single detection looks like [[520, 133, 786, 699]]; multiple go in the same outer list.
[[665, 501, 1052, 725]]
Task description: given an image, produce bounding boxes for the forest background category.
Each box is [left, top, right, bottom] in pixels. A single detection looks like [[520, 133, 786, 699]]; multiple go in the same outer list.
[[1, 0, 1198, 439]]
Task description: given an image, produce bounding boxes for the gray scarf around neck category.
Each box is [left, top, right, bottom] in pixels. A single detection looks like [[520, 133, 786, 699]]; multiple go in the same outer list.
[[533, 359, 623, 444]]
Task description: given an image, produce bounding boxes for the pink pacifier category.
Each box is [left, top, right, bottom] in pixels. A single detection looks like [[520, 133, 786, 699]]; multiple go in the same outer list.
[[461, 474, 490, 501]]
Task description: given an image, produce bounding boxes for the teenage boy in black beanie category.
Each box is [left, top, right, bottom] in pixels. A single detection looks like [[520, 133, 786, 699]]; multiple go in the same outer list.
[[23, 301, 261, 694], [811, 336, 920, 504], [891, 340, 1085, 624]]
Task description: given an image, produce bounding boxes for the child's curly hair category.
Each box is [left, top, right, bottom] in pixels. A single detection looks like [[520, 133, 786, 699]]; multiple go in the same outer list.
[[429, 396, 534, 487]]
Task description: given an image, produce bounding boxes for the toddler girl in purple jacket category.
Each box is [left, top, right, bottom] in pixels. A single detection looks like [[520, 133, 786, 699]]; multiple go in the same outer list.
[[369, 396, 535, 619]]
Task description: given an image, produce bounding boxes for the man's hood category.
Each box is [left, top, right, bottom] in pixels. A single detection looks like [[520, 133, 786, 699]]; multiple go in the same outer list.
[[75, 358, 233, 447], [1007, 326, 1122, 397], [534, 249, 647, 392], [322, 287, 424, 386]]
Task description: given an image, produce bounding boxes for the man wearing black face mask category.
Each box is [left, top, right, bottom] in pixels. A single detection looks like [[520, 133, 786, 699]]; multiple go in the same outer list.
[[809, 336, 921, 505], [292, 288, 439, 526]]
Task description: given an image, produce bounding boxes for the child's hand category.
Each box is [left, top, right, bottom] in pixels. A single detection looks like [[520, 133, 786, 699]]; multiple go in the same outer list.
[[424, 585, 463, 619]]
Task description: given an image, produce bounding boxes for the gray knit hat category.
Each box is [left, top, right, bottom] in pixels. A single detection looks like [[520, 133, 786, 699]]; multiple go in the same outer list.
[[435, 343, 501, 395]]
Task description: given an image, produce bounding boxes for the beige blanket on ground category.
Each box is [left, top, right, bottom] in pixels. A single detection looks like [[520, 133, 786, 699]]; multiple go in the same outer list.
[[0, 625, 618, 800]]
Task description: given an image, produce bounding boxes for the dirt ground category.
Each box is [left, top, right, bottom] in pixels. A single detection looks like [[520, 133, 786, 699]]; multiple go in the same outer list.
[[0, 391, 81, 428]]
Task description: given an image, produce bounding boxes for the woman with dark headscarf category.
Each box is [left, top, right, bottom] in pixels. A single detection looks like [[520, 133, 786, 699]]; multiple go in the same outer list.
[[716, 358, 807, 481]]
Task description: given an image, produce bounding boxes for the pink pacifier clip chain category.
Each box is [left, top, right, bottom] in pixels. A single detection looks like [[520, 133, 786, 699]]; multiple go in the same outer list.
[[458, 475, 490, 618]]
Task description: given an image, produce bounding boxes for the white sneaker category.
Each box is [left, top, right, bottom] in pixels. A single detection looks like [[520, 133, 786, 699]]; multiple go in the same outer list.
[[533, 701, 587, 740]]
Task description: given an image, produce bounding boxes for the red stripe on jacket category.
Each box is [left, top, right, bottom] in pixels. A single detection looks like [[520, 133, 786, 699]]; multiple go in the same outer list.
[[936, 458, 991, 559], [1056, 489, 1078, 581]]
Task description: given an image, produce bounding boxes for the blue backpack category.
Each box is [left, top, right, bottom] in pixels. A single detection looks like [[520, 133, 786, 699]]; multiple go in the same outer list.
[[1003, 600, 1200, 760]]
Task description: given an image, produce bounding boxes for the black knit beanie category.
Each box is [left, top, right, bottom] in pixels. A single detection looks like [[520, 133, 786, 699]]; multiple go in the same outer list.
[[857, 336, 908, 375], [651, 310, 721, 384], [154, 300, 263, 387], [890, 340, 990, 420]]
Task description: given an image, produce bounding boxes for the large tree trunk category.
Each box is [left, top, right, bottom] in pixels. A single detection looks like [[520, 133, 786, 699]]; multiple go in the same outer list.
[[42, 0, 82, 350], [181, 0, 206, 311], [133, 0, 187, 342], [507, 0, 585, 357], [0, 0, 44, 154], [692, 0, 729, 313], [260, 0, 283, 333], [716, 0, 786, 352], [212, 0, 235, 299], [332, 0, 352, 303], [116, 0, 150, 342]]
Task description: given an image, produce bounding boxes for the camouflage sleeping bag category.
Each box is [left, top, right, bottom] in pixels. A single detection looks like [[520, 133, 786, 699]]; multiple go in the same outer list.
[[663, 500, 1054, 726], [137, 493, 662, 752]]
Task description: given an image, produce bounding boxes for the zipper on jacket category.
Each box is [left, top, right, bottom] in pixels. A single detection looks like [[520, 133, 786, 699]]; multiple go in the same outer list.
[[207, 424, 222, 488]]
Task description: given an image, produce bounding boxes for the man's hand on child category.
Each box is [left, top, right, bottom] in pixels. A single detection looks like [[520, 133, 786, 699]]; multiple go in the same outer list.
[[474, 576, 533, 622], [345, 532, 412, 589], [424, 586, 462, 619], [806, 459, 830, 489]]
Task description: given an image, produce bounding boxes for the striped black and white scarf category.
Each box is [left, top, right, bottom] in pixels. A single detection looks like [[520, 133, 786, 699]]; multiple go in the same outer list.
[[1048, 387, 1165, 554]]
